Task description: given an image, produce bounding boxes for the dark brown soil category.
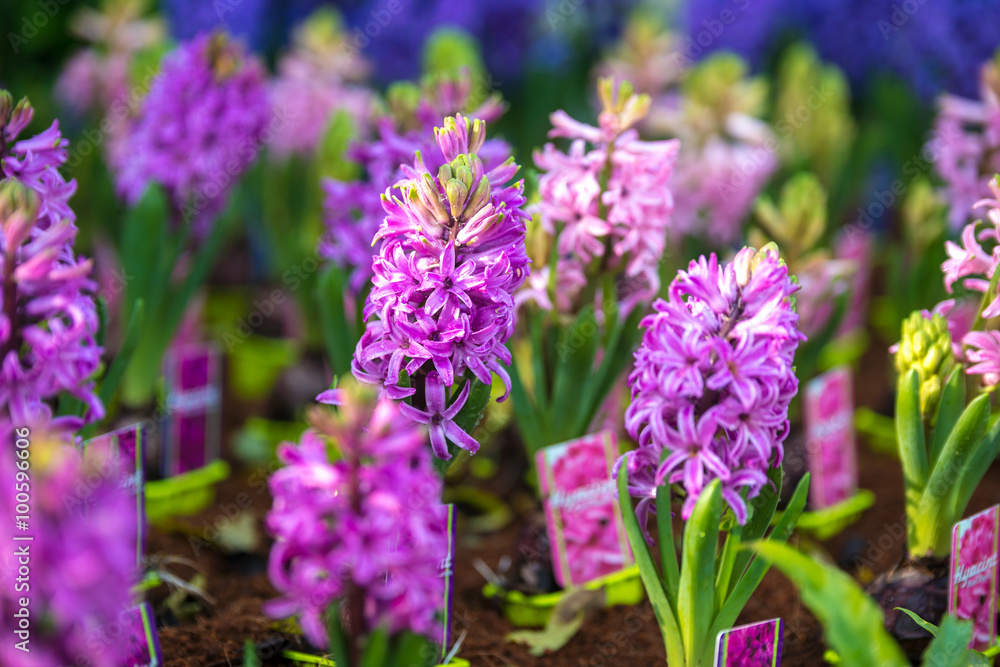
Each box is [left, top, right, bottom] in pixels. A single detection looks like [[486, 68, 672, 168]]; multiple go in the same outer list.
[[147, 340, 1000, 666]]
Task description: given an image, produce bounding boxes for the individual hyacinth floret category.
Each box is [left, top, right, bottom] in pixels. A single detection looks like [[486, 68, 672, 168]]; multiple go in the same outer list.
[[531, 78, 679, 313], [0, 421, 137, 667], [352, 114, 529, 460], [265, 383, 447, 648], [620, 245, 805, 527], [0, 94, 103, 426], [321, 70, 510, 293], [114, 32, 269, 232]]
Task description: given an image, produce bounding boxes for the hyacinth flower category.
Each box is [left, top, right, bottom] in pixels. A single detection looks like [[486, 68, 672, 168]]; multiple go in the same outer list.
[[0, 94, 105, 428], [0, 420, 138, 667], [318, 68, 508, 375], [749, 173, 857, 379], [349, 114, 528, 462], [265, 382, 448, 666], [111, 32, 270, 406], [930, 49, 1000, 229], [600, 29, 779, 243], [615, 245, 809, 667], [508, 78, 679, 459]]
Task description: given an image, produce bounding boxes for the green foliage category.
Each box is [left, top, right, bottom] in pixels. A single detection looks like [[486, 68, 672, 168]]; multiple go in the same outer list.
[[617, 468, 809, 666]]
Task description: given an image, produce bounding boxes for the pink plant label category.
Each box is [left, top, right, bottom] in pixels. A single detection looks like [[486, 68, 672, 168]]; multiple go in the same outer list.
[[804, 366, 857, 508], [949, 504, 1000, 651], [536, 431, 633, 588], [714, 618, 784, 666], [163, 343, 222, 476], [81, 423, 146, 569]]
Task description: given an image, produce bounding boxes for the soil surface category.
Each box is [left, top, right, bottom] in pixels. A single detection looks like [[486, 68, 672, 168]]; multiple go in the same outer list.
[[147, 340, 1000, 667]]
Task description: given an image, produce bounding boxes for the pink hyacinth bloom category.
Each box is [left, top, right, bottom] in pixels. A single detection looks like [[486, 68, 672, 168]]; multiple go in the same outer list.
[[0, 417, 138, 667], [532, 82, 679, 314], [964, 330, 1000, 387], [0, 96, 103, 425], [265, 385, 447, 648], [620, 246, 804, 525]]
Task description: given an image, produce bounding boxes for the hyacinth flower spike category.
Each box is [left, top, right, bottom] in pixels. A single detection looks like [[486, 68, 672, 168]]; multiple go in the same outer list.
[[352, 115, 528, 463], [615, 245, 810, 667]]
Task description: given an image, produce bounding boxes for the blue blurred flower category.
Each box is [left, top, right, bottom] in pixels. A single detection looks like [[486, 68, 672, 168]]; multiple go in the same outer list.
[[684, 0, 1000, 99]]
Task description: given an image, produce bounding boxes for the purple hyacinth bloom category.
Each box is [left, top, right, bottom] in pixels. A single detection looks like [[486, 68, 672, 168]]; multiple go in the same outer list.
[[619, 245, 804, 527], [350, 114, 529, 459], [0, 418, 138, 667], [0, 95, 103, 426], [114, 33, 270, 233], [320, 70, 510, 293], [265, 383, 447, 648]]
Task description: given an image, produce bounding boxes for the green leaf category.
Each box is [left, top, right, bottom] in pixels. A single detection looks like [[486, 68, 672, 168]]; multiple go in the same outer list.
[[656, 485, 679, 609], [121, 185, 169, 326], [317, 265, 357, 377], [930, 369, 965, 468], [896, 369, 929, 540], [914, 392, 990, 557], [506, 588, 604, 656], [751, 542, 909, 667], [326, 607, 352, 667], [617, 468, 684, 662], [714, 521, 742, 614], [388, 631, 435, 667], [947, 410, 1000, 527], [360, 625, 390, 667], [96, 299, 145, 410], [730, 464, 783, 593], [242, 639, 262, 667], [706, 473, 809, 662], [507, 351, 545, 458], [895, 607, 938, 636], [551, 306, 599, 441], [921, 614, 980, 667], [678, 479, 722, 667]]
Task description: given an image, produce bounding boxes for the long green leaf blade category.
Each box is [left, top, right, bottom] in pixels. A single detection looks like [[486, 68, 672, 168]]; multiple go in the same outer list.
[[929, 369, 965, 468], [896, 369, 929, 537], [679, 479, 722, 667]]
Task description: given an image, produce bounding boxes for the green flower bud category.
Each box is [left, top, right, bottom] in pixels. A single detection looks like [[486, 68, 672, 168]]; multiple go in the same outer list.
[[901, 179, 946, 251], [894, 312, 956, 419], [0, 90, 13, 125]]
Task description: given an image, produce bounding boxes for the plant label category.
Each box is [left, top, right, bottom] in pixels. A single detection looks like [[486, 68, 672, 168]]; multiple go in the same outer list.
[[714, 618, 784, 666], [804, 366, 857, 508], [536, 431, 633, 588], [81, 423, 146, 569], [163, 343, 222, 476], [949, 504, 1000, 651]]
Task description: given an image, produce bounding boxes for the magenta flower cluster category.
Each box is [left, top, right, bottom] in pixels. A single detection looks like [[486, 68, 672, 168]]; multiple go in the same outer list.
[[265, 386, 447, 648], [114, 33, 269, 232], [351, 114, 529, 460], [0, 428, 137, 667], [620, 246, 804, 526], [0, 94, 103, 428], [321, 72, 510, 293], [531, 82, 679, 313]]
